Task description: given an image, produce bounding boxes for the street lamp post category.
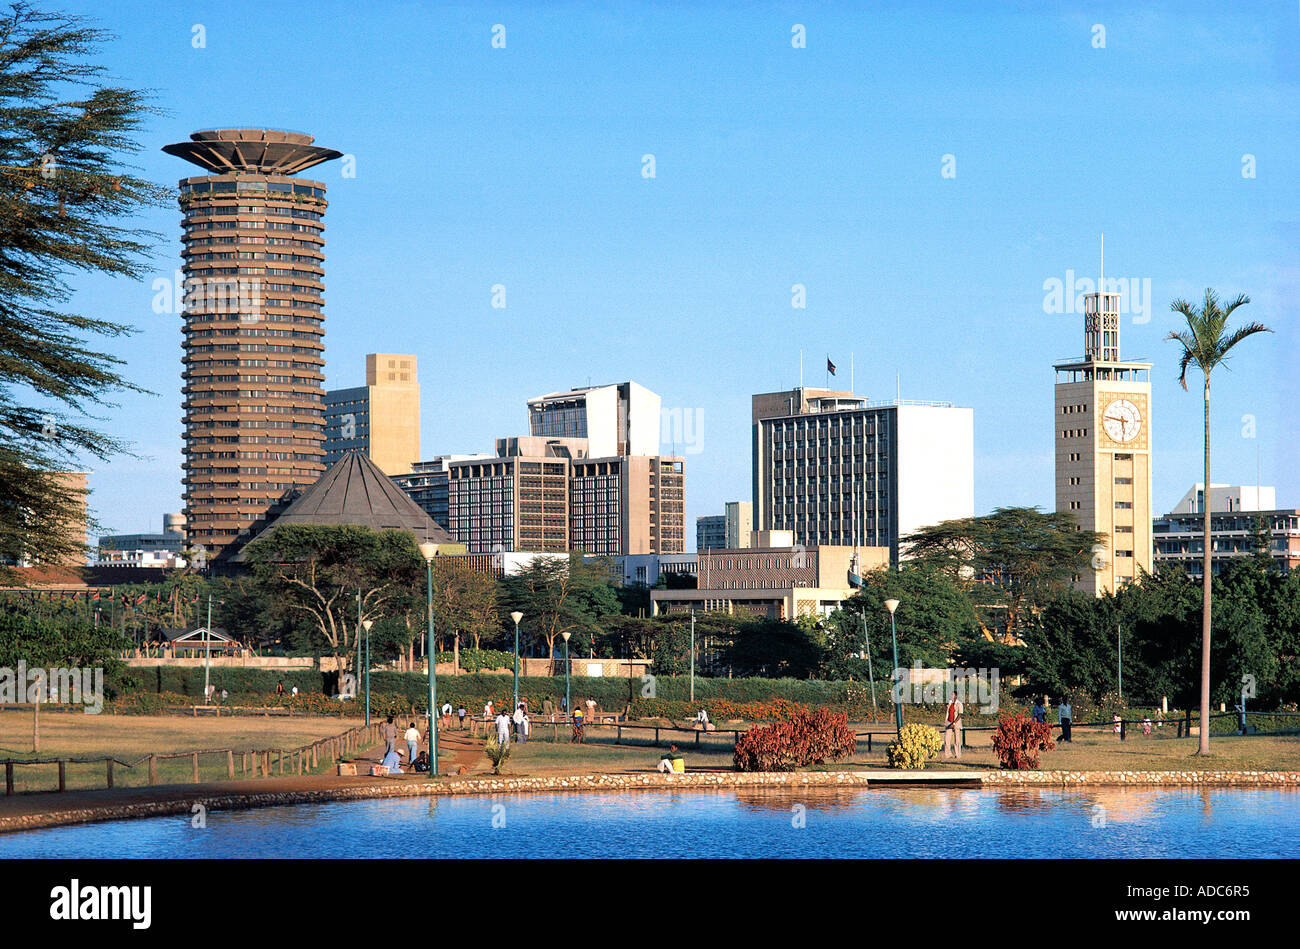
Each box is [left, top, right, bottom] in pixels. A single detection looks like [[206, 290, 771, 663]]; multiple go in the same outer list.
[[419, 543, 439, 776], [884, 598, 902, 736], [562, 630, 572, 722], [510, 611, 523, 713], [203, 594, 213, 703], [361, 619, 373, 726], [689, 610, 695, 703]]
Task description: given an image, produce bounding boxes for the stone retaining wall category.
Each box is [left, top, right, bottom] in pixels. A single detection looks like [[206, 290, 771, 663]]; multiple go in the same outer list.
[[2, 769, 1297, 835]]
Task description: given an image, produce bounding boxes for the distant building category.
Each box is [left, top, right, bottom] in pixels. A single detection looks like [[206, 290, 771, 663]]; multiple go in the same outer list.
[[97, 512, 188, 567], [651, 544, 890, 620], [1, 471, 89, 567], [324, 353, 421, 475], [392, 454, 493, 531], [696, 515, 725, 551], [1154, 484, 1300, 577], [569, 455, 685, 556], [725, 501, 753, 549], [751, 387, 973, 562], [527, 381, 660, 458]]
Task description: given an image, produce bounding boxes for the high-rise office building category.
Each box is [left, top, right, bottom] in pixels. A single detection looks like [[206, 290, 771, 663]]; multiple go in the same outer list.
[[527, 382, 661, 458], [569, 455, 686, 556], [324, 353, 421, 475], [1054, 266, 1154, 594], [697, 515, 726, 551], [448, 453, 571, 553], [391, 454, 493, 531], [164, 128, 341, 554], [752, 387, 973, 562]]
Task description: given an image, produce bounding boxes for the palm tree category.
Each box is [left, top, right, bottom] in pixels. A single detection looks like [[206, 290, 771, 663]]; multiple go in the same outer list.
[[1166, 289, 1271, 755]]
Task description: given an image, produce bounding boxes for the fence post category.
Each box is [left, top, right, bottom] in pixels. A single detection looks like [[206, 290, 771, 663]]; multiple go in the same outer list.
[[867, 733, 872, 753], [243, 752, 248, 776], [616, 726, 621, 745], [695, 731, 700, 747], [148, 754, 157, 785], [1120, 719, 1126, 742], [278, 751, 284, 775], [654, 727, 659, 745], [192, 752, 199, 783], [58, 759, 66, 792], [106, 758, 114, 789], [227, 750, 235, 779], [4, 762, 12, 796]]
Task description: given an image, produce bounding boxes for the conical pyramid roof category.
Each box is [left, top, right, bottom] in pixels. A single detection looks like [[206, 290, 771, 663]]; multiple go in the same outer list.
[[230, 452, 455, 560]]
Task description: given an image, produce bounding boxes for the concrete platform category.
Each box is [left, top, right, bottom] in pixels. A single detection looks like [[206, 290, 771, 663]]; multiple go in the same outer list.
[[860, 770, 984, 785]]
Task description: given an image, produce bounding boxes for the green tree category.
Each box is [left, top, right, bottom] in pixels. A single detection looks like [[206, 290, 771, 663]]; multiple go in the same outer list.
[[242, 525, 423, 669], [499, 554, 620, 662], [0, 2, 169, 569], [903, 507, 1104, 642], [1166, 288, 1271, 753]]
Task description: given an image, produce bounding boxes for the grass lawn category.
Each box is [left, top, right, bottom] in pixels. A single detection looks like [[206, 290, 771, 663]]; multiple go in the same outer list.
[[0, 710, 361, 793], [472, 721, 1300, 777]]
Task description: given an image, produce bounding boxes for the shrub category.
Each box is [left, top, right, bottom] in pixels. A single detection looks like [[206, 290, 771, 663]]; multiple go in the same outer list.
[[484, 734, 511, 774], [733, 708, 857, 772], [885, 723, 943, 769], [991, 712, 1056, 770]]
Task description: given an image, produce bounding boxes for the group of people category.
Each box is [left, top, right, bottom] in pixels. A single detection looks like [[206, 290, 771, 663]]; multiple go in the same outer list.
[[378, 715, 431, 775], [492, 701, 533, 747]]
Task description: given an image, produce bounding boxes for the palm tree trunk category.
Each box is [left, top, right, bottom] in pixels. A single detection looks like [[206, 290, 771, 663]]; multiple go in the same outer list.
[[1199, 377, 1212, 755]]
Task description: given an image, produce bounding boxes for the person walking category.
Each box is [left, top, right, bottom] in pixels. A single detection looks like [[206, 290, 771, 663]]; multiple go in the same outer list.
[[380, 715, 399, 757], [494, 709, 512, 748], [585, 696, 597, 723], [571, 706, 585, 743], [943, 691, 964, 759], [483, 700, 494, 721], [512, 703, 527, 744], [404, 721, 420, 763], [1058, 698, 1073, 743], [457, 705, 467, 729]]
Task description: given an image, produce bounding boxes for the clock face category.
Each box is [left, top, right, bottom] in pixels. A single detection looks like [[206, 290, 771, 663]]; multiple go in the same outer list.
[[1102, 399, 1142, 443]]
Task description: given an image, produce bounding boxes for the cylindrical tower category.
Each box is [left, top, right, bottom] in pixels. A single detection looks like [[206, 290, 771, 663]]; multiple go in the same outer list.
[[163, 129, 342, 555]]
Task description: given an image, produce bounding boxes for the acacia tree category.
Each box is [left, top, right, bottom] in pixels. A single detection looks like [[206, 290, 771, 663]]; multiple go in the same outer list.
[[1166, 288, 1270, 755], [0, 2, 170, 569], [242, 525, 423, 670], [903, 507, 1104, 642], [429, 557, 499, 652], [499, 554, 620, 663]]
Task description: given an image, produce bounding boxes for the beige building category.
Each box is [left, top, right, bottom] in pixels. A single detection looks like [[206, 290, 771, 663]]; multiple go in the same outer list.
[[1054, 273, 1154, 595], [324, 353, 420, 476], [652, 544, 890, 620], [724, 500, 753, 549]]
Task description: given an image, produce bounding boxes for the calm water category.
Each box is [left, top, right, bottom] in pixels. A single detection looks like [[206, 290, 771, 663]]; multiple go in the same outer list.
[[1, 787, 1294, 858]]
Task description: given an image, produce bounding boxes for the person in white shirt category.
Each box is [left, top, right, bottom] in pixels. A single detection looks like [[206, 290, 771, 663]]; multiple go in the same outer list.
[[943, 693, 964, 759], [494, 711, 511, 747], [403, 722, 420, 763], [512, 704, 528, 744], [484, 701, 494, 721], [1058, 700, 1073, 742]]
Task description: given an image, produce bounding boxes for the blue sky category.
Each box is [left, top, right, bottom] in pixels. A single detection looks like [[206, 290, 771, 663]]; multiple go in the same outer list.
[[54, 0, 1298, 539]]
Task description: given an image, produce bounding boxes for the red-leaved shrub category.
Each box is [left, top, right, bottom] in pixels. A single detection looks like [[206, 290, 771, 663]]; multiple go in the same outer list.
[[732, 708, 857, 772], [990, 712, 1056, 770]]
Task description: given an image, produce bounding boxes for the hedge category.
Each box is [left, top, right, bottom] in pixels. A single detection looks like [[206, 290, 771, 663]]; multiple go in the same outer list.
[[109, 666, 326, 698]]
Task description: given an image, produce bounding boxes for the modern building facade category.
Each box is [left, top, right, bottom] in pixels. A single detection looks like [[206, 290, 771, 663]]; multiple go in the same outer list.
[[725, 500, 753, 549], [164, 128, 341, 555], [651, 544, 890, 620], [324, 353, 421, 475], [1154, 484, 1300, 577], [391, 454, 493, 531], [1053, 271, 1154, 595], [696, 515, 725, 551], [527, 382, 661, 458], [97, 513, 187, 566], [752, 387, 973, 562]]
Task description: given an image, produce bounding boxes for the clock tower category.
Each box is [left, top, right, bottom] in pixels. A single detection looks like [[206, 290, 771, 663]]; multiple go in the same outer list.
[[1054, 253, 1154, 595]]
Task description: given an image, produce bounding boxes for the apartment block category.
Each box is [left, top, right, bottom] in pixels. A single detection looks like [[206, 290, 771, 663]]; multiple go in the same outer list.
[[391, 454, 493, 531], [324, 353, 420, 476], [752, 387, 973, 562]]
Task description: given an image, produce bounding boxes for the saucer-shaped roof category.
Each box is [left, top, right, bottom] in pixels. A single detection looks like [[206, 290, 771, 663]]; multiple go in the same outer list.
[[163, 128, 342, 175]]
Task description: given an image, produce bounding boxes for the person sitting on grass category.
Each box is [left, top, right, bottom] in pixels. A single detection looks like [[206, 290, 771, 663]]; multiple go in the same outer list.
[[656, 744, 683, 774], [412, 751, 431, 773], [381, 747, 403, 775]]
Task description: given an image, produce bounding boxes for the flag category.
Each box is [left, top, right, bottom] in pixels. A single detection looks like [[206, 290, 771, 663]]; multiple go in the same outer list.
[[136, 592, 147, 606], [827, 358, 837, 375], [91, 591, 100, 601]]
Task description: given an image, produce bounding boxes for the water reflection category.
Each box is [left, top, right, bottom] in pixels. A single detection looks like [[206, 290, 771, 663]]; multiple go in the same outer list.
[[0, 787, 1294, 859]]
